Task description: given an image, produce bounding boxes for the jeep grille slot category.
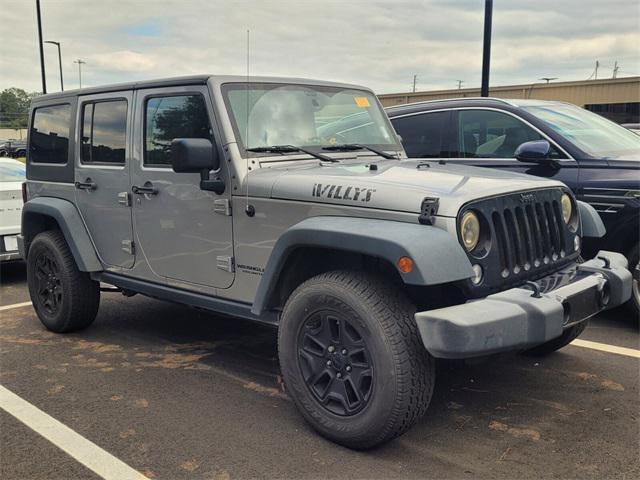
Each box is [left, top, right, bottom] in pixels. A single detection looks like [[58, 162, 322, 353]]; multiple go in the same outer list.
[[489, 193, 572, 281]]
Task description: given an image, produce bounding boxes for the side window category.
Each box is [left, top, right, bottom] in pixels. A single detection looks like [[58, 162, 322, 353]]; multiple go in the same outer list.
[[456, 109, 557, 159], [144, 95, 211, 166], [30, 104, 71, 164], [391, 111, 448, 158], [81, 100, 127, 164]]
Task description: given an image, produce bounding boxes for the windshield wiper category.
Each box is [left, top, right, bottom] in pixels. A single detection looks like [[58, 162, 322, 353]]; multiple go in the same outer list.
[[322, 144, 397, 160], [246, 145, 337, 162]]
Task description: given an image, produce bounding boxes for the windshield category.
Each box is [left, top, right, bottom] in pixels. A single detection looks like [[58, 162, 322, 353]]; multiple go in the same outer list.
[[222, 83, 401, 155], [523, 104, 640, 160], [0, 162, 25, 182]]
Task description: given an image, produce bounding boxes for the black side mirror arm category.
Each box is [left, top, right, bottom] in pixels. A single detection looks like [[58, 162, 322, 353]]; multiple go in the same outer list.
[[200, 169, 225, 194]]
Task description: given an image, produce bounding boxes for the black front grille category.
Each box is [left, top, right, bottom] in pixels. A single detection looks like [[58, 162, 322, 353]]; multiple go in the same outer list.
[[461, 188, 579, 296], [492, 198, 567, 276]]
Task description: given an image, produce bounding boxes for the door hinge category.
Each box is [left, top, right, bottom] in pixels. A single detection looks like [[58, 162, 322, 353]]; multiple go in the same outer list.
[[122, 240, 135, 255], [118, 191, 131, 206], [216, 255, 234, 273], [213, 198, 232, 216]]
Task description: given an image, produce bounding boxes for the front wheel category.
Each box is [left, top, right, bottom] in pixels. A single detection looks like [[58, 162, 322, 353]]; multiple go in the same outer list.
[[278, 270, 435, 449], [27, 230, 100, 333]]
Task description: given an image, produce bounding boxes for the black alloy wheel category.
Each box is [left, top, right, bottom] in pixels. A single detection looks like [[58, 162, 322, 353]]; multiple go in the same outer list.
[[298, 310, 373, 416], [33, 252, 63, 315]]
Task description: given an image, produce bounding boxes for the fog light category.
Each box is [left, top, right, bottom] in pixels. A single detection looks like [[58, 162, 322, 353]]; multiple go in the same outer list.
[[574, 235, 581, 252], [471, 264, 483, 285]]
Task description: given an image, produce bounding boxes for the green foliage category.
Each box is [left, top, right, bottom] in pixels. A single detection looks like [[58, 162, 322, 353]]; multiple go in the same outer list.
[[0, 88, 39, 129]]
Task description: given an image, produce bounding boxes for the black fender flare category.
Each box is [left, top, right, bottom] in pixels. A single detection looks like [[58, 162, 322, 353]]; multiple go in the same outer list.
[[251, 216, 473, 315], [21, 197, 102, 272]]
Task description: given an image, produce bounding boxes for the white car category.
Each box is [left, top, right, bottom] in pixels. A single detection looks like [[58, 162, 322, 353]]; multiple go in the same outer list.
[[0, 158, 25, 262]]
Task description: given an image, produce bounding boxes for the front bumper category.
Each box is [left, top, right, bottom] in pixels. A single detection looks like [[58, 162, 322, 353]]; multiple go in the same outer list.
[[415, 250, 632, 359]]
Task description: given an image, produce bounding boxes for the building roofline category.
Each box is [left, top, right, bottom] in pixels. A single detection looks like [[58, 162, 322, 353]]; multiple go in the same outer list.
[[378, 75, 640, 98]]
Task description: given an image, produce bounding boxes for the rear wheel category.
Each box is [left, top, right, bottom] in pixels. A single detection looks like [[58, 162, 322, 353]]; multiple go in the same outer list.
[[278, 270, 434, 449], [27, 230, 100, 333], [525, 321, 587, 356]]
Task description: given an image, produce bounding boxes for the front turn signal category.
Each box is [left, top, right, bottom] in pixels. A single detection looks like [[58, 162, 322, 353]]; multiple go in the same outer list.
[[397, 256, 414, 273]]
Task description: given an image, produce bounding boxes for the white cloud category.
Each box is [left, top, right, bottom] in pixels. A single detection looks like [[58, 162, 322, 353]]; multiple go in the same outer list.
[[0, 0, 638, 94], [91, 50, 156, 72]]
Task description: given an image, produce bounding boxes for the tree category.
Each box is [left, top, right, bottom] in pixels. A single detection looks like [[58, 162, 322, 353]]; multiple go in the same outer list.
[[0, 88, 39, 129]]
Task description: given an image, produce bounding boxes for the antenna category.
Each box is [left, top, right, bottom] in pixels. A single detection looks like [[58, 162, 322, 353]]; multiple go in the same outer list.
[[244, 29, 255, 217]]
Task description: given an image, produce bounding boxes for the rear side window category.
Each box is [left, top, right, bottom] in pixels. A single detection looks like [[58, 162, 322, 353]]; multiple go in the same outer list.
[[144, 95, 211, 166], [391, 111, 448, 158], [81, 100, 127, 164], [30, 104, 71, 164]]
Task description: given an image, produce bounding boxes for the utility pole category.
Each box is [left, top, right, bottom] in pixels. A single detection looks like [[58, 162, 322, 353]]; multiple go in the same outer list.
[[36, 0, 47, 94], [613, 61, 619, 79], [74, 59, 86, 88], [480, 0, 493, 97], [412, 75, 417, 93], [45, 41, 63, 91], [595, 60, 600, 80], [456, 80, 464, 89]]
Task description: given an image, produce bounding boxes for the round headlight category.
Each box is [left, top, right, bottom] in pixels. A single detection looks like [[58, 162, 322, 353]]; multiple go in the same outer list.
[[460, 211, 480, 252], [561, 193, 572, 224]]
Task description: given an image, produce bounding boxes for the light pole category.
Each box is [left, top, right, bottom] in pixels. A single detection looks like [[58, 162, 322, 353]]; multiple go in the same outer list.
[[74, 59, 86, 88], [480, 0, 493, 97], [36, 0, 46, 93], [45, 41, 63, 91]]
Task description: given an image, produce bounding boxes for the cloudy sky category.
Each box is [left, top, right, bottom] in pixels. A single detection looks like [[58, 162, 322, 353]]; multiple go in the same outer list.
[[1, 0, 639, 95]]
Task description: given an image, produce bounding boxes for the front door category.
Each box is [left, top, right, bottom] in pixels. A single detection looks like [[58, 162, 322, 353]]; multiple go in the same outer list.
[[448, 108, 579, 189], [75, 92, 135, 269], [130, 86, 234, 289]]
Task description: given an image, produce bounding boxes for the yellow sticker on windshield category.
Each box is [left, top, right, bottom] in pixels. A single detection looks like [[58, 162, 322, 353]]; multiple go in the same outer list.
[[354, 96, 370, 108]]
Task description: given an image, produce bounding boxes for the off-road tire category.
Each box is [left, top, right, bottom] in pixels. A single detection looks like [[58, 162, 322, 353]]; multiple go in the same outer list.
[[278, 270, 435, 449], [27, 230, 100, 333], [525, 321, 588, 356]]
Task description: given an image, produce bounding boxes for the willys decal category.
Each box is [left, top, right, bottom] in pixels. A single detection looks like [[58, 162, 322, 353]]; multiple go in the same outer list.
[[312, 184, 376, 202]]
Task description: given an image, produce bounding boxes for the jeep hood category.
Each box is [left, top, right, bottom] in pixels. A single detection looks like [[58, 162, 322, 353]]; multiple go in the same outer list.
[[254, 159, 565, 217]]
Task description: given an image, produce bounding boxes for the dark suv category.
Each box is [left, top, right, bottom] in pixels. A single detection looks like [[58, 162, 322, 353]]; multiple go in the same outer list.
[[387, 98, 640, 316]]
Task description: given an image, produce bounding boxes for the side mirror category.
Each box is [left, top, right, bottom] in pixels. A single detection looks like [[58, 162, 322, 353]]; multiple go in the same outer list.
[[170, 138, 224, 194], [514, 140, 554, 164], [171, 138, 219, 173]]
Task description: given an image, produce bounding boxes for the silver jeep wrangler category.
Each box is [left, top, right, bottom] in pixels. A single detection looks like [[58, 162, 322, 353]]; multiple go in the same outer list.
[[19, 75, 631, 449]]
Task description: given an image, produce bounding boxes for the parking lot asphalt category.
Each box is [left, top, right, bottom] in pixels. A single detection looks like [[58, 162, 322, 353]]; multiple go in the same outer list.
[[1, 261, 639, 480]]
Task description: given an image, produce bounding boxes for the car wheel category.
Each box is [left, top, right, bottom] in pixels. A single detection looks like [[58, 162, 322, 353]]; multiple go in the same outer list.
[[27, 230, 100, 333], [0, 150, 7, 157], [627, 244, 640, 321], [278, 270, 435, 449], [525, 321, 587, 356]]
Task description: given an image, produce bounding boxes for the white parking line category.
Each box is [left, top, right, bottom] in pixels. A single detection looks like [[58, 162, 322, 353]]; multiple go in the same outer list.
[[0, 384, 150, 480], [0, 301, 32, 312], [571, 339, 640, 358]]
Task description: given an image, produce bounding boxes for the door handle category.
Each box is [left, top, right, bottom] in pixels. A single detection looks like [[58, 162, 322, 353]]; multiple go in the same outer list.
[[75, 178, 97, 191], [132, 182, 158, 196]]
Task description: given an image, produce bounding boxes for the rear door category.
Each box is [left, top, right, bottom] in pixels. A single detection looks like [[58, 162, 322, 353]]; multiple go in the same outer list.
[[390, 110, 453, 158], [75, 92, 135, 268], [130, 86, 234, 289]]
